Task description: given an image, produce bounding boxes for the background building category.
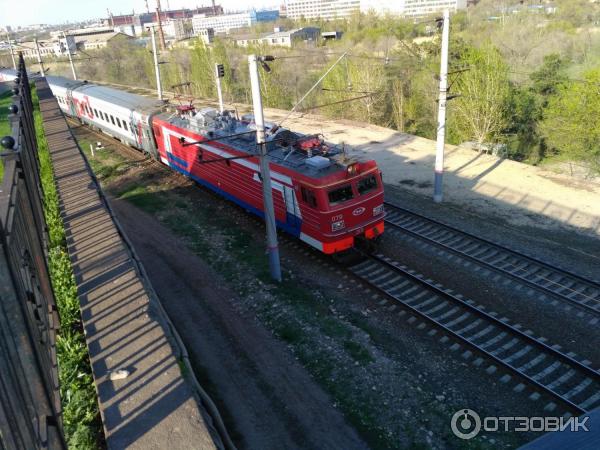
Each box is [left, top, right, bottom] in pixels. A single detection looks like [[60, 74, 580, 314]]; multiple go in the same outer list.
[[143, 19, 189, 39], [105, 6, 223, 28], [235, 27, 320, 47], [75, 32, 132, 50], [192, 9, 279, 34], [285, 0, 360, 20], [20, 34, 77, 59], [197, 28, 215, 44], [285, 0, 467, 19], [401, 0, 467, 16]]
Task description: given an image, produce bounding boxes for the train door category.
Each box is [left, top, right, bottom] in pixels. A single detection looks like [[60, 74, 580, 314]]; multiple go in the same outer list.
[[138, 117, 158, 158], [66, 88, 77, 117], [283, 185, 302, 234]]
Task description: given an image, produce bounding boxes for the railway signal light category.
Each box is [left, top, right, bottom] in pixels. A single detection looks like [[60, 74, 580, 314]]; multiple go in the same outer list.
[[215, 63, 225, 113]]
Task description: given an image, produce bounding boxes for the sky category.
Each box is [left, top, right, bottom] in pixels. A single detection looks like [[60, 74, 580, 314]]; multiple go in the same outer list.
[[0, 0, 280, 28]]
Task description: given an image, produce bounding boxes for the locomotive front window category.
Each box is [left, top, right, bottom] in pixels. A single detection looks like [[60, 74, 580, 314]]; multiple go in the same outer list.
[[328, 185, 354, 205], [358, 175, 378, 195], [301, 187, 318, 208]]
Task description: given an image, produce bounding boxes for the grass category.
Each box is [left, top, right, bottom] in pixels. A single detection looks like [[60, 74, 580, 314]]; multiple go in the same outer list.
[[343, 340, 374, 365], [32, 89, 102, 449], [0, 90, 14, 181]]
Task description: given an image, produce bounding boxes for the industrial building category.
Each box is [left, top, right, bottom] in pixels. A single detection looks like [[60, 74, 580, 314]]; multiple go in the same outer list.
[[284, 0, 361, 20], [234, 27, 321, 47], [284, 0, 467, 19], [192, 9, 279, 34], [104, 6, 222, 28]]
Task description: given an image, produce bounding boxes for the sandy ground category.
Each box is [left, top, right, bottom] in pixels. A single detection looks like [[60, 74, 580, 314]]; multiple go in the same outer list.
[[260, 110, 600, 239], [108, 197, 368, 450]]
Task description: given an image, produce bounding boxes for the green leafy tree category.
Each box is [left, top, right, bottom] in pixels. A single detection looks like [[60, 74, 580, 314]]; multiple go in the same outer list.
[[450, 43, 511, 146], [505, 54, 568, 162], [530, 53, 568, 98], [540, 69, 600, 170]]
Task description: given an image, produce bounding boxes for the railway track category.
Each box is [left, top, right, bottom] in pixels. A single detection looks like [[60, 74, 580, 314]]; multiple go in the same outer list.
[[384, 201, 600, 319], [349, 252, 600, 415]]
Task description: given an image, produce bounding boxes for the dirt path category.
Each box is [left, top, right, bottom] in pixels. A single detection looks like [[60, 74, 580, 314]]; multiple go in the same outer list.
[[108, 197, 369, 450]]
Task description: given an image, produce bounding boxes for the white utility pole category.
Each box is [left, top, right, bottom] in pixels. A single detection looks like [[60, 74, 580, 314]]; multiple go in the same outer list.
[[248, 54, 282, 282], [34, 38, 45, 76], [215, 63, 224, 113], [433, 9, 450, 203], [148, 26, 163, 101], [6, 32, 16, 70], [62, 31, 77, 80]]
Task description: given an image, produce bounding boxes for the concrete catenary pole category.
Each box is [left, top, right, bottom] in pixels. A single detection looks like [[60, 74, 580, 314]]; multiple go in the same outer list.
[[33, 38, 45, 77], [215, 63, 224, 113], [62, 31, 77, 80], [6, 32, 16, 70], [149, 26, 163, 101], [433, 9, 450, 203], [248, 54, 282, 282]]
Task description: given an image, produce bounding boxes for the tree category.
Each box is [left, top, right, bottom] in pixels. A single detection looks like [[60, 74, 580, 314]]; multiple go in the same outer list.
[[450, 43, 511, 147], [530, 53, 568, 98], [322, 54, 386, 123], [540, 69, 600, 170], [504, 54, 568, 162]]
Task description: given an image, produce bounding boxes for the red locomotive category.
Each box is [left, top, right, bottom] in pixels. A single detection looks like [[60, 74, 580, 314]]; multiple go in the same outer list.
[[46, 75, 385, 254]]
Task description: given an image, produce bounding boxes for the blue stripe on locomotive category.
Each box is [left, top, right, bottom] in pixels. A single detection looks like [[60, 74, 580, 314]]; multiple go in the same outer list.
[[165, 154, 303, 237]]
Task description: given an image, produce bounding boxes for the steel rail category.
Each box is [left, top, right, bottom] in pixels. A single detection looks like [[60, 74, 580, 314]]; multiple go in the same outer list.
[[383, 201, 600, 316], [349, 252, 600, 415]]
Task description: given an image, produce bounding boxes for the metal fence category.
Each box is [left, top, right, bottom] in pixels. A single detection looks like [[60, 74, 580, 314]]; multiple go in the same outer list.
[[0, 54, 65, 449]]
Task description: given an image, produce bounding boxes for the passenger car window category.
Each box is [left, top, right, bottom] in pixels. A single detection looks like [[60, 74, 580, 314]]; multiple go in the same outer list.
[[123, 122, 128, 131], [328, 185, 354, 205], [110, 115, 115, 125], [357, 175, 378, 195], [301, 187, 318, 208]]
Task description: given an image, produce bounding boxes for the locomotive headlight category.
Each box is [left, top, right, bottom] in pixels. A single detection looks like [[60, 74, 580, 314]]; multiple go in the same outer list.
[[331, 220, 345, 232], [373, 204, 384, 216]]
